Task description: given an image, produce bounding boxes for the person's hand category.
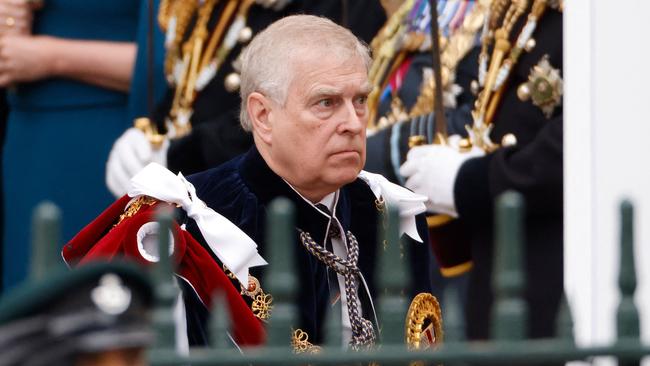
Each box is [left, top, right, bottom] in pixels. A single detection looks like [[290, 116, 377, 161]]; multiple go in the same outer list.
[[0, 0, 32, 35], [0, 35, 54, 86], [106, 128, 169, 198], [399, 140, 485, 217]]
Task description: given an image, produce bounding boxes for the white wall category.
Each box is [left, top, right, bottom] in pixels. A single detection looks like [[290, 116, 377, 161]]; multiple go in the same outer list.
[[565, 0, 650, 363]]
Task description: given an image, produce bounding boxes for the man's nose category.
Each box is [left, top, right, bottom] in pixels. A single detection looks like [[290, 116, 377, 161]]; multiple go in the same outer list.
[[338, 100, 366, 134]]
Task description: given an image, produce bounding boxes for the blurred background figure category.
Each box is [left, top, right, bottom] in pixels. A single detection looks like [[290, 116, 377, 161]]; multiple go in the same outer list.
[[399, 0, 564, 341], [0, 262, 154, 366], [364, 0, 487, 323], [0, 0, 164, 292], [0, 91, 7, 291]]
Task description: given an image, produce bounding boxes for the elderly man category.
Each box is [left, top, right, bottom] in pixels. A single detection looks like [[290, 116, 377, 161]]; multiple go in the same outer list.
[[64, 15, 433, 349]]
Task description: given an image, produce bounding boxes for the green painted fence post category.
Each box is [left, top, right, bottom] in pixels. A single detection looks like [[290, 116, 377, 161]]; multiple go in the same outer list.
[[325, 301, 343, 348], [151, 206, 178, 353], [491, 191, 527, 340], [616, 200, 640, 366], [555, 294, 574, 343], [378, 205, 408, 345], [442, 284, 465, 343], [210, 293, 232, 349], [266, 198, 297, 348], [30, 201, 62, 281]]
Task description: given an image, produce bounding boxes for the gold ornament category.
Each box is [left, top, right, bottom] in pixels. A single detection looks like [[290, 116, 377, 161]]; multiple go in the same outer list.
[[405, 293, 444, 350], [240, 276, 262, 297], [116, 196, 158, 227], [521, 55, 563, 118], [291, 329, 322, 354], [408, 135, 426, 149], [222, 264, 273, 320], [134, 117, 166, 148], [252, 293, 273, 320]]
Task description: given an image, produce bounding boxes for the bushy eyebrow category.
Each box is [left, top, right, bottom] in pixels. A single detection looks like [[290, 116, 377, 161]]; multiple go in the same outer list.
[[310, 83, 373, 99]]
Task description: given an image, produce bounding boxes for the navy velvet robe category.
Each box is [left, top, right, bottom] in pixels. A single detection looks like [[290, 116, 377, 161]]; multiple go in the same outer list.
[[181, 147, 434, 345]]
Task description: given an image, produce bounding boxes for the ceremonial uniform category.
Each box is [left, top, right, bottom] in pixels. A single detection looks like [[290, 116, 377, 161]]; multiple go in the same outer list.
[[64, 146, 434, 347], [153, 0, 387, 175], [400, 1, 564, 340], [182, 147, 434, 345], [364, 0, 485, 184], [364, 1, 488, 306], [457, 7, 563, 340]]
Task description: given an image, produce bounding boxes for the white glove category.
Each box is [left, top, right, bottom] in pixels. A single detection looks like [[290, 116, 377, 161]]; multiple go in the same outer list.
[[399, 140, 485, 217], [106, 128, 169, 198]]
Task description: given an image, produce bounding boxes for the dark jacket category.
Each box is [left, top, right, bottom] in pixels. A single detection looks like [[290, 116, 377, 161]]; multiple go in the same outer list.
[[454, 8, 564, 340]]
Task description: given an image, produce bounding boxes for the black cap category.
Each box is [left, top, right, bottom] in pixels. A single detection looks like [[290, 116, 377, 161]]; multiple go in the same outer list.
[[0, 261, 154, 366]]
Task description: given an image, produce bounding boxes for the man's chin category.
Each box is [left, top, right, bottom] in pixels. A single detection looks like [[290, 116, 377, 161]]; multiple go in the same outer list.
[[328, 166, 362, 187]]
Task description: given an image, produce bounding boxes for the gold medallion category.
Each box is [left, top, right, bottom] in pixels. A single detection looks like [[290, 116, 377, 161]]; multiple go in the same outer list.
[[405, 293, 444, 350]]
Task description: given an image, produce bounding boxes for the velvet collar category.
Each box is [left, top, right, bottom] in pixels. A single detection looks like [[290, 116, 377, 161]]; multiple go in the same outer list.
[[238, 146, 371, 247]]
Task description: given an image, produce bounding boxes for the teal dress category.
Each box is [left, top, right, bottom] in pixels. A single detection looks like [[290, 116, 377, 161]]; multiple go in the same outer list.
[[2, 0, 165, 291]]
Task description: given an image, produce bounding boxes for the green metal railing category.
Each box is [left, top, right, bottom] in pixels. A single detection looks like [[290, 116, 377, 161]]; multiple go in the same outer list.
[[25, 192, 649, 365]]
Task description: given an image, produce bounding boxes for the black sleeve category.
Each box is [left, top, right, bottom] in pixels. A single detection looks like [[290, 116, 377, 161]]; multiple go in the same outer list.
[[454, 115, 563, 225], [405, 213, 434, 296], [166, 111, 253, 175]]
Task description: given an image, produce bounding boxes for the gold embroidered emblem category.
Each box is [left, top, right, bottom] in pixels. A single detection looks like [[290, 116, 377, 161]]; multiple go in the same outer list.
[[405, 293, 444, 350], [115, 196, 158, 226], [251, 293, 273, 321], [223, 265, 273, 321], [517, 55, 563, 118], [291, 329, 322, 354]]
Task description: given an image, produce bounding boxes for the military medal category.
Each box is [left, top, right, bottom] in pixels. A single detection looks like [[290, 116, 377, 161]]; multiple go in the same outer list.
[[405, 293, 444, 350], [517, 55, 563, 118]]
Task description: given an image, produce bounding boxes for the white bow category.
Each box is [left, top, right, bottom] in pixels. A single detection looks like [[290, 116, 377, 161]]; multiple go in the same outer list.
[[128, 163, 267, 284], [357, 170, 427, 243]]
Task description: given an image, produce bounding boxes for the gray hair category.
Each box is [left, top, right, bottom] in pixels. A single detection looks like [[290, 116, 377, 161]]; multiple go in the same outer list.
[[239, 15, 371, 131]]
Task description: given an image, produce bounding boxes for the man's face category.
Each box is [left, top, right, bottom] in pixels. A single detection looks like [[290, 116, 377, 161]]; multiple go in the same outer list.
[[266, 51, 370, 197]]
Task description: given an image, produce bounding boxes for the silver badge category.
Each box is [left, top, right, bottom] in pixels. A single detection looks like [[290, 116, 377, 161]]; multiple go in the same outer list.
[[91, 273, 132, 315], [517, 55, 563, 118]]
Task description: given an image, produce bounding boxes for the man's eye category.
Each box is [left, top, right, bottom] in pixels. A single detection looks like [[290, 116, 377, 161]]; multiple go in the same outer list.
[[355, 96, 368, 105], [317, 99, 334, 107]]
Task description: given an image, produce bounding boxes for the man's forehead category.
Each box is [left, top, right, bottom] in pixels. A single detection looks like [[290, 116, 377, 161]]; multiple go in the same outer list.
[[289, 52, 369, 94]]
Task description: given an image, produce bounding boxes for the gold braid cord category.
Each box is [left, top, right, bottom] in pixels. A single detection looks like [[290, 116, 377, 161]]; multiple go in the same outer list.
[[405, 293, 444, 350]]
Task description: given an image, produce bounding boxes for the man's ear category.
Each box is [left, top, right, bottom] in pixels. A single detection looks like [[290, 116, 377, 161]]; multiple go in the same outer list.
[[247, 92, 273, 145]]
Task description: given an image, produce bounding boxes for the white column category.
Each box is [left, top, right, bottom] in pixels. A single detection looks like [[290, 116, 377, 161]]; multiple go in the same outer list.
[[565, 0, 650, 364]]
